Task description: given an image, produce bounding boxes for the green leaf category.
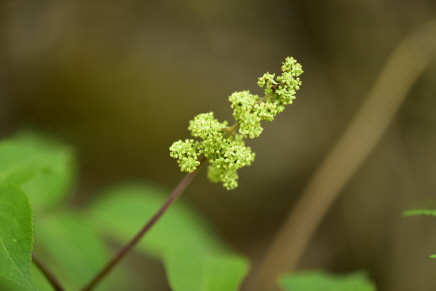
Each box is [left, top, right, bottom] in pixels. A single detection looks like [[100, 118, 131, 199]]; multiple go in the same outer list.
[[0, 184, 36, 291], [87, 183, 249, 291], [429, 254, 436, 259], [402, 208, 436, 217], [279, 270, 376, 291], [164, 249, 249, 291], [0, 132, 75, 213], [0, 264, 55, 291], [88, 183, 224, 256], [402, 200, 436, 217], [33, 212, 109, 290]]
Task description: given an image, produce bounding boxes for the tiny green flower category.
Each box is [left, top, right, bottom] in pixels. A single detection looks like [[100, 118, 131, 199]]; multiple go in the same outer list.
[[207, 165, 239, 190], [188, 112, 227, 140], [169, 139, 200, 172], [229, 91, 264, 138], [257, 73, 277, 95]]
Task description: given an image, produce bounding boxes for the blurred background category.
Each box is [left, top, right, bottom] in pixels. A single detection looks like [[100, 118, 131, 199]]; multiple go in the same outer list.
[[1, 1, 436, 290]]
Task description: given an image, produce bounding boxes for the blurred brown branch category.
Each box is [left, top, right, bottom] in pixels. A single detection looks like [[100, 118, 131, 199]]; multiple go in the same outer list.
[[254, 20, 436, 291]]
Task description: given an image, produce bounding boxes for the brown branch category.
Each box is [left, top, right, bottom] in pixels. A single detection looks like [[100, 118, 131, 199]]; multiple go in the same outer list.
[[254, 20, 436, 291], [32, 252, 65, 291]]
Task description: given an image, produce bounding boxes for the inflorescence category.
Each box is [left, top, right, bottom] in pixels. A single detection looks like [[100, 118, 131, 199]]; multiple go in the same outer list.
[[170, 57, 303, 190]]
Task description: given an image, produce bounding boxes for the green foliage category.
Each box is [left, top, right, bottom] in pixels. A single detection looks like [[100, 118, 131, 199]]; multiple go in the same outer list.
[[402, 201, 436, 259], [0, 132, 75, 213], [0, 265, 53, 291], [0, 133, 116, 290], [170, 57, 303, 189], [403, 209, 436, 216], [87, 184, 249, 291], [402, 200, 436, 217], [34, 212, 110, 290], [0, 133, 250, 290], [0, 132, 74, 290], [279, 270, 376, 291], [0, 184, 36, 291], [164, 249, 248, 291]]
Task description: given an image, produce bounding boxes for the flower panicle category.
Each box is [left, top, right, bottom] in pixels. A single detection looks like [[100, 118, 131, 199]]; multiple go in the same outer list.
[[170, 57, 303, 189]]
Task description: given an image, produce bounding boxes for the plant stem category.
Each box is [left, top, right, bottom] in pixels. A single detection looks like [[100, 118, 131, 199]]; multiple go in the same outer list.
[[80, 156, 207, 291], [254, 20, 435, 291], [81, 89, 272, 291], [32, 253, 65, 291], [256, 92, 273, 105], [222, 92, 272, 136]]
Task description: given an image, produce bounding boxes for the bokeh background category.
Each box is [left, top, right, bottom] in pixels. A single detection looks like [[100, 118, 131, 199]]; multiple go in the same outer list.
[[2, 1, 436, 290]]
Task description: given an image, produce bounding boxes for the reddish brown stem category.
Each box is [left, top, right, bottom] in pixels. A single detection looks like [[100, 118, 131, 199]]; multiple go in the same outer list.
[[32, 253, 65, 291], [80, 156, 207, 291]]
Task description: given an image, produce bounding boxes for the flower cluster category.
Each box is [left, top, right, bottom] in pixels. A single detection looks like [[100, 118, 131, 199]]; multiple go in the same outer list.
[[170, 57, 303, 189], [258, 57, 303, 114], [169, 139, 200, 172]]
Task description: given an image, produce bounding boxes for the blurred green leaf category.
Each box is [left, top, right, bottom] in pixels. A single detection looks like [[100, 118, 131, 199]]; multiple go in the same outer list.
[[279, 270, 376, 291], [402, 209, 436, 217], [87, 183, 249, 291], [0, 132, 75, 213], [88, 183, 224, 256], [402, 200, 436, 217], [165, 249, 249, 291], [34, 212, 109, 290], [0, 184, 36, 291], [0, 264, 57, 291]]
